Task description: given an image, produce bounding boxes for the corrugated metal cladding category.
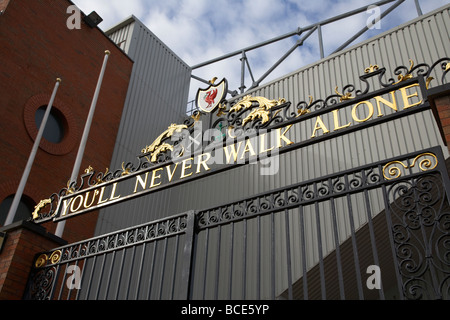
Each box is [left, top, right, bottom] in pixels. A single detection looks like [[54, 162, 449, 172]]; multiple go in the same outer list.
[[95, 16, 191, 234], [95, 4, 450, 236]]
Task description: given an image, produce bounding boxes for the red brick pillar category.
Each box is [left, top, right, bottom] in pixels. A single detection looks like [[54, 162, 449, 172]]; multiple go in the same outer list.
[[429, 84, 450, 153], [0, 221, 66, 300]]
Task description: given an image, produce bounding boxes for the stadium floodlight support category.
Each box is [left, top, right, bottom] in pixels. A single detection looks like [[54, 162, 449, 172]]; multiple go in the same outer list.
[[190, 0, 424, 97]]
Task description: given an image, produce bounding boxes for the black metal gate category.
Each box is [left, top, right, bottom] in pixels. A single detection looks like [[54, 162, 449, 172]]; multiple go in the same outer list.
[[23, 146, 450, 300]]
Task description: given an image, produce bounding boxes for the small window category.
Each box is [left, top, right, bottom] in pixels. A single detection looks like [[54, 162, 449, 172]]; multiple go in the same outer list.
[[0, 195, 35, 225], [35, 106, 66, 143]]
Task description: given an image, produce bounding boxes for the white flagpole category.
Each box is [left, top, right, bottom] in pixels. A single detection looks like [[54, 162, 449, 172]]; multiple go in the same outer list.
[[5, 78, 62, 226], [55, 50, 110, 238]]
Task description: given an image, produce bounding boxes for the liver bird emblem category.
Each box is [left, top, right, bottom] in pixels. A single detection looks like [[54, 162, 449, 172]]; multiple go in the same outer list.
[[204, 89, 218, 108], [195, 78, 228, 113]]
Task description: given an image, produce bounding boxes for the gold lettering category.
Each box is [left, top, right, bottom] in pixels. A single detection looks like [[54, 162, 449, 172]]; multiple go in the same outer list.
[[223, 141, 242, 164], [98, 186, 109, 204], [109, 182, 121, 200], [70, 195, 83, 213], [166, 163, 179, 182], [311, 116, 329, 138], [276, 125, 294, 147], [375, 91, 397, 117], [180, 157, 194, 179], [83, 190, 98, 209], [150, 168, 163, 188], [352, 101, 374, 123], [259, 133, 274, 154], [240, 139, 257, 160], [196, 153, 211, 173], [400, 83, 422, 109], [133, 173, 148, 193], [332, 109, 351, 131]]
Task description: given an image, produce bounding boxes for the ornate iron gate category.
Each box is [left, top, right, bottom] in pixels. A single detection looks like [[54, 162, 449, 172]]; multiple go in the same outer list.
[[23, 57, 450, 299], [23, 146, 450, 300]]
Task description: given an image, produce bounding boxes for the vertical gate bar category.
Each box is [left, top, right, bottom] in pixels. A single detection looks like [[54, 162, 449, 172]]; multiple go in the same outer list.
[[66, 260, 80, 300], [67, 245, 79, 299], [134, 242, 147, 300], [135, 226, 149, 300], [202, 227, 210, 299], [181, 211, 195, 300], [314, 188, 326, 299], [57, 263, 68, 300], [157, 237, 168, 299], [345, 191, 364, 299], [94, 253, 107, 300], [75, 257, 87, 300], [363, 187, 385, 300], [330, 196, 345, 299], [169, 233, 180, 300], [146, 241, 157, 300], [298, 205, 308, 300], [114, 247, 127, 300], [228, 221, 234, 300], [284, 207, 293, 300], [380, 172, 405, 300], [124, 229, 138, 299], [214, 224, 222, 299], [124, 245, 136, 300], [94, 240, 108, 299], [103, 235, 118, 299], [85, 252, 98, 299]]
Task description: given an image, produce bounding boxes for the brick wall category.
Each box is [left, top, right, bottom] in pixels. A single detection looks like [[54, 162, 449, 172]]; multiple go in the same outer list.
[[0, 221, 66, 300], [429, 85, 450, 154], [434, 95, 450, 153], [0, 0, 133, 243]]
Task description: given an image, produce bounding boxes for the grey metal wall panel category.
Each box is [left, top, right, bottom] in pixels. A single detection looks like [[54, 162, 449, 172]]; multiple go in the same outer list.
[[93, 3, 449, 247], [95, 17, 191, 235]]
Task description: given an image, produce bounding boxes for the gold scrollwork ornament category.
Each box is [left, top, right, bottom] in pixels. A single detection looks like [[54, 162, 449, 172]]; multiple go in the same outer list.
[[382, 152, 438, 180], [141, 123, 188, 163], [35, 254, 48, 268], [49, 250, 62, 264], [32, 198, 52, 220], [335, 86, 354, 102]]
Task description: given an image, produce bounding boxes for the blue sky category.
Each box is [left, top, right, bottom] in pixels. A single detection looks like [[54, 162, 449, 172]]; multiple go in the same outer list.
[[72, 0, 449, 100]]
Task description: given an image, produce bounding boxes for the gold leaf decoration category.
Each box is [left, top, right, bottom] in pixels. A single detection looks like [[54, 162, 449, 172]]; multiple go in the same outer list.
[[335, 86, 354, 102], [32, 198, 52, 220]]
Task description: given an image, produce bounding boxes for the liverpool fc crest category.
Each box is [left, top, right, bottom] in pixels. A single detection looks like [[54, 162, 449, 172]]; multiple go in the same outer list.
[[195, 77, 228, 113]]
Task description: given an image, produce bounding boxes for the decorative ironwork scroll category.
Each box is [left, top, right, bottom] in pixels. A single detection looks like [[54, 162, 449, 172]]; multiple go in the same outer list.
[[387, 173, 450, 300], [382, 152, 438, 180]]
